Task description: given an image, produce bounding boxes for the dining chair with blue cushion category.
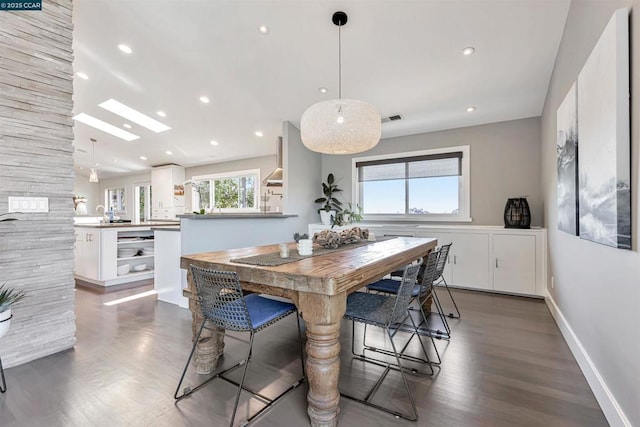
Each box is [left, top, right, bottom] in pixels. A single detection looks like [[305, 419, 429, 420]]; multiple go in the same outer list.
[[363, 249, 444, 367], [341, 260, 422, 421], [175, 265, 305, 427]]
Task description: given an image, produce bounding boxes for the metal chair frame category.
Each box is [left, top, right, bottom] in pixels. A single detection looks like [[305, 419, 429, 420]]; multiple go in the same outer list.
[[175, 266, 305, 427], [433, 243, 462, 320], [361, 250, 444, 370], [341, 261, 423, 421]]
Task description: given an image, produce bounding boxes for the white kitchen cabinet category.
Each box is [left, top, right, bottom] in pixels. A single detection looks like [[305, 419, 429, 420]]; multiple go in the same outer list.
[[74, 226, 157, 287], [74, 228, 100, 279], [151, 165, 185, 219], [493, 234, 536, 295]]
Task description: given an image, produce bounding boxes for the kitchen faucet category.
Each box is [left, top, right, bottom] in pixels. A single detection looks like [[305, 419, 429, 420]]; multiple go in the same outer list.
[[95, 205, 108, 222]]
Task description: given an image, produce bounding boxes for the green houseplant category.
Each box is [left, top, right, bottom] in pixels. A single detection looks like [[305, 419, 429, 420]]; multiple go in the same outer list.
[[331, 203, 364, 228], [315, 173, 343, 225], [0, 283, 26, 314], [0, 284, 26, 340]]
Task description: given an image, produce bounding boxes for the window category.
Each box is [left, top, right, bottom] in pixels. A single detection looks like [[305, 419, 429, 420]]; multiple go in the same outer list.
[[190, 169, 259, 212], [353, 146, 470, 221], [105, 188, 126, 213]]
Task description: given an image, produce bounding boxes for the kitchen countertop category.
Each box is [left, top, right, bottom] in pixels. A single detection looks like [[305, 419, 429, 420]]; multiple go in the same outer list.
[[74, 221, 180, 229], [177, 213, 297, 219]]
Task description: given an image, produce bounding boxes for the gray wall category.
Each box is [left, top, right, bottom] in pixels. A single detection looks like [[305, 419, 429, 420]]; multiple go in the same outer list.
[[321, 117, 542, 226], [0, 0, 76, 367], [283, 121, 322, 231], [540, 1, 640, 425], [73, 174, 99, 216]]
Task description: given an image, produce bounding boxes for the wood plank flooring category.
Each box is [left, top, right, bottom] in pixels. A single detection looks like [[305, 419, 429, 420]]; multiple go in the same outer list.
[[0, 286, 607, 426]]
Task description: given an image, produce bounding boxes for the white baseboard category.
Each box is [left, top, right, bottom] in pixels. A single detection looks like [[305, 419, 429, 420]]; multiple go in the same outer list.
[[545, 291, 631, 427]]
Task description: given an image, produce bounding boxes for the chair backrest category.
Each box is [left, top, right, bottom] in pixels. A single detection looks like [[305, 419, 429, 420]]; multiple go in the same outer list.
[[388, 261, 422, 326], [189, 265, 253, 332], [434, 243, 452, 280], [417, 248, 440, 298]]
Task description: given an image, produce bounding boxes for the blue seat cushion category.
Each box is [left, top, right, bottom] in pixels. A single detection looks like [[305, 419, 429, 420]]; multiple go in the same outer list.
[[245, 294, 296, 330], [367, 279, 421, 297], [345, 292, 396, 327]]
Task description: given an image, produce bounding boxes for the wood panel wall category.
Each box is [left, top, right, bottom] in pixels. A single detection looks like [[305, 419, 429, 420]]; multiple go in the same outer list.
[[0, 0, 76, 367]]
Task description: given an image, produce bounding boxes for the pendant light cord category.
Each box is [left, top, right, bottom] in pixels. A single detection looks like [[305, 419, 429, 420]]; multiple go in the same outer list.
[[338, 23, 342, 100]]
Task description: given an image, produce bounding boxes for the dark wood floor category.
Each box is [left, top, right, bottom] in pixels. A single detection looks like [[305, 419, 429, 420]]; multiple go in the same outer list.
[[0, 286, 607, 427]]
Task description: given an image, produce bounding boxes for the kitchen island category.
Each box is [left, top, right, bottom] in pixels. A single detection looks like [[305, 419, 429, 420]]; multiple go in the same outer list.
[[74, 221, 178, 287]]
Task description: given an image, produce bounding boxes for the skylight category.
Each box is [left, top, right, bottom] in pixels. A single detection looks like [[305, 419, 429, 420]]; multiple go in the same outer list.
[[73, 113, 140, 141], [99, 99, 171, 133]]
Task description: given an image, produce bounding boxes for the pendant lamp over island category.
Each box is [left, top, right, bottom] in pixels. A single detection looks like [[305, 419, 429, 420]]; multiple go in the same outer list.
[[89, 138, 99, 183], [300, 11, 381, 155]]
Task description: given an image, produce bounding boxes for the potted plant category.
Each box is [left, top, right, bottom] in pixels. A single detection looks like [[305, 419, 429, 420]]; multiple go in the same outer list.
[[0, 283, 26, 339], [331, 203, 364, 228], [315, 173, 343, 225]]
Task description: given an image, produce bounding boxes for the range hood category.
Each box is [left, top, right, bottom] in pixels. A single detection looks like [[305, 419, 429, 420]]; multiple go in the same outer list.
[[263, 137, 283, 186]]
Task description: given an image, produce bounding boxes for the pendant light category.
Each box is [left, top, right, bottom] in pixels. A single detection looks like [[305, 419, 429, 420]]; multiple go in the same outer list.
[[300, 11, 381, 155], [89, 138, 99, 183]]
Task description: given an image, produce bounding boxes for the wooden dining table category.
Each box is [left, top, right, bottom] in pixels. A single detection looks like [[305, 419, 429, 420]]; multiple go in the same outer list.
[[180, 236, 437, 427]]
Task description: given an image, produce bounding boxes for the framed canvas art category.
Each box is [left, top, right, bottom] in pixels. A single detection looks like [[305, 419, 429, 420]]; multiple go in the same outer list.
[[557, 82, 579, 235], [577, 8, 630, 249]]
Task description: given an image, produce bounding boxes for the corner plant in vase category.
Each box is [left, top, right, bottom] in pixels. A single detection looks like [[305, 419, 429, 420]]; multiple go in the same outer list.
[[315, 173, 343, 225], [0, 283, 26, 339]]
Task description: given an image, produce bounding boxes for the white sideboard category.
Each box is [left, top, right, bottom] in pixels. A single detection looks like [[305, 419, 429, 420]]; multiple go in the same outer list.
[[308, 223, 547, 297]]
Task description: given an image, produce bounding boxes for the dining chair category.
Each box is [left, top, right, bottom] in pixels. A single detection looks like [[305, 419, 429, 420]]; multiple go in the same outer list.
[[433, 243, 462, 319], [341, 261, 422, 421], [175, 266, 305, 427], [364, 249, 445, 366]]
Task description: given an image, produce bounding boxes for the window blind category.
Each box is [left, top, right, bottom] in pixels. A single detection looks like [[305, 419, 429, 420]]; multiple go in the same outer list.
[[356, 152, 462, 182]]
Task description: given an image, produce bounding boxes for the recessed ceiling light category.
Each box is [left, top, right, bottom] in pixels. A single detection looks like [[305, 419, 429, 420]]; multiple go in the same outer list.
[[99, 99, 171, 133], [123, 123, 132, 129], [76, 72, 89, 80], [156, 111, 166, 118], [79, 166, 84, 170], [140, 156, 147, 160], [258, 25, 270, 35], [73, 113, 140, 141], [118, 44, 132, 54], [165, 150, 173, 155], [113, 159, 118, 163], [319, 87, 328, 94], [466, 106, 476, 112], [254, 131, 263, 137], [462, 46, 475, 56], [200, 96, 210, 104], [210, 140, 219, 146]]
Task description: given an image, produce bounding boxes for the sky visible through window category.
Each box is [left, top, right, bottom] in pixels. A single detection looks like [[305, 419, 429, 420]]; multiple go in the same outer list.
[[362, 176, 459, 214]]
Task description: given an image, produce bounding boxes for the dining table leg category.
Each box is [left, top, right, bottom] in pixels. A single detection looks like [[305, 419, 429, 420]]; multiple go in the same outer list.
[[297, 291, 346, 427], [185, 269, 225, 374]]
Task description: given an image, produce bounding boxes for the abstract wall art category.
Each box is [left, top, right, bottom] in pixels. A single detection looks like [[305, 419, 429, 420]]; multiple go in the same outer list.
[[577, 8, 630, 249]]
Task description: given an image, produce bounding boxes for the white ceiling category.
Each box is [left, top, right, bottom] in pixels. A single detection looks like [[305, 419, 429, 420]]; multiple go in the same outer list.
[[72, 0, 570, 179]]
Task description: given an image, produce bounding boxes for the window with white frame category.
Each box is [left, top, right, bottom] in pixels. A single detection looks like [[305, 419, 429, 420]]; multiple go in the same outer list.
[[190, 169, 260, 212], [353, 146, 470, 221]]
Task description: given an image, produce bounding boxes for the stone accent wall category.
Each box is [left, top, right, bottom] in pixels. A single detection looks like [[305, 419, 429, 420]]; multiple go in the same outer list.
[[0, 0, 76, 367]]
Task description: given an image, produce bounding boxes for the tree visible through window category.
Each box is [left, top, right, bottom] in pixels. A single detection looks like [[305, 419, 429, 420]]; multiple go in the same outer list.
[[191, 170, 258, 212]]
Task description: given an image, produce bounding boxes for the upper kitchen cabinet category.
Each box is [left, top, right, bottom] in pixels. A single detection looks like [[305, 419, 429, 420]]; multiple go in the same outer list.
[[151, 165, 185, 220]]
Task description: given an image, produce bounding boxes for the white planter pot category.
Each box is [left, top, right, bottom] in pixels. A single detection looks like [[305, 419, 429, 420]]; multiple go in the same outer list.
[[319, 210, 336, 226], [0, 308, 11, 339]]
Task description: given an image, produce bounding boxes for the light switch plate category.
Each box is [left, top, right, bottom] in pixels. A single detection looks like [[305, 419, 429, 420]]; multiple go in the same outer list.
[[8, 196, 49, 213]]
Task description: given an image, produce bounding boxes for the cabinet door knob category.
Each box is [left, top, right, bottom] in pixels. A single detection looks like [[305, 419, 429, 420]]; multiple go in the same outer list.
[[495, 258, 499, 268], [454, 255, 457, 264]]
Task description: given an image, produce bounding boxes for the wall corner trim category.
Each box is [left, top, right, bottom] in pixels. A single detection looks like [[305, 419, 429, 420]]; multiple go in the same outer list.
[[545, 292, 632, 427]]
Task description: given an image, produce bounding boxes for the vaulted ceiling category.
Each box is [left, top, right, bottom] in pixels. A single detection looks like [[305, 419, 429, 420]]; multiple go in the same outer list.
[[72, 0, 570, 179]]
